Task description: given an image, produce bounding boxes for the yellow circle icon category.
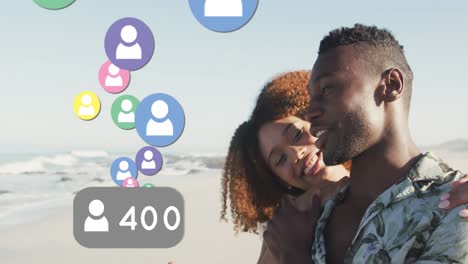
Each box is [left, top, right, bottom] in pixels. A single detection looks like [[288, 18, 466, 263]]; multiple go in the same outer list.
[[73, 91, 101, 121]]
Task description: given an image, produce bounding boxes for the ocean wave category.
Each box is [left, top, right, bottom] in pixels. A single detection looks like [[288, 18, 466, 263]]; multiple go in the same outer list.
[[70, 150, 110, 158], [165, 154, 225, 170], [0, 151, 224, 176], [0, 158, 47, 175], [0, 152, 109, 175]]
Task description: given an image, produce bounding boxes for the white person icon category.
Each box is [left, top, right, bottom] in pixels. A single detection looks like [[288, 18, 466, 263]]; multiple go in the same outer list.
[[116, 160, 132, 180], [84, 199, 109, 232], [105, 64, 123, 86], [188, 0, 258, 33], [146, 100, 174, 136], [78, 94, 95, 116], [204, 0, 243, 17], [116, 25, 142, 60], [118, 99, 135, 123], [141, 150, 156, 169]]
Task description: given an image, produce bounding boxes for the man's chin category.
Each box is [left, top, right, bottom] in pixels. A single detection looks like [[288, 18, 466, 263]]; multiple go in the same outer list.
[[322, 150, 341, 166], [322, 147, 351, 166]]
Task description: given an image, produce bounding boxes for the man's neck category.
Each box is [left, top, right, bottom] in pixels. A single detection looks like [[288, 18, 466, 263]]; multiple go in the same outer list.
[[348, 129, 421, 205]]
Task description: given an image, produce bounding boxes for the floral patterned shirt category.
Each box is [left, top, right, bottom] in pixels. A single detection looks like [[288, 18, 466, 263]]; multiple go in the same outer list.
[[311, 152, 468, 264]]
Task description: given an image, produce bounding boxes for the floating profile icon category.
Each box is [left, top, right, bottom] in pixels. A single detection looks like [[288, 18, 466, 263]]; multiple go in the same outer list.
[[110, 157, 138, 186], [123, 177, 139, 188], [188, 0, 258, 33], [98, 61, 130, 94], [105, 17, 155, 71], [33, 0, 76, 10], [135, 93, 185, 147], [135, 146, 163, 176], [73, 91, 101, 121], [111, 95, 140, 130]]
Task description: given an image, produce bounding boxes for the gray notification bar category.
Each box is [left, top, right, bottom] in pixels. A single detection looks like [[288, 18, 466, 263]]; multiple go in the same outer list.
[[73, 187, 184, 248]]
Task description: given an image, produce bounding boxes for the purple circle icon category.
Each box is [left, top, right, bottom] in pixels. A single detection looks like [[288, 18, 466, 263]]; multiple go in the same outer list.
[[104, 17, 155, 71], [135, 146, 163, 176]]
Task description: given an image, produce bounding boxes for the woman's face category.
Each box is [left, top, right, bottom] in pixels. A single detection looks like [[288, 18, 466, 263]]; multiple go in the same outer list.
[[258, 116, 326, 190]]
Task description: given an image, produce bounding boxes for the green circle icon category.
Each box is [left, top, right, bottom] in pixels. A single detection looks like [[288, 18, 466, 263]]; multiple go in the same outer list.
[[111, 95, 140, 130], [33, 0, 76, 10]]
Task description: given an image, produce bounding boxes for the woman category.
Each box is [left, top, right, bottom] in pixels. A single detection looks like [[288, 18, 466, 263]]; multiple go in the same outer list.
[[220, 70, 468, 263]]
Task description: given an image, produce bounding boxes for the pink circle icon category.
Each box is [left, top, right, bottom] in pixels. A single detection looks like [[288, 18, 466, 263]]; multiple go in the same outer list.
[[98, 60, 131, 94], [123, 177, 139, 188]]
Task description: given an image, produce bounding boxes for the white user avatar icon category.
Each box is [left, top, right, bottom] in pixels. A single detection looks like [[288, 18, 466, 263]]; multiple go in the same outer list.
[[125, 178, 137, 187], [141, 150, 156, 169], [146, 100, 174, 136], [105, 64, 123, 87], [116, 160, 132, 180], [204, 0, 243, 17], [116, 25, 142, 60], [118, 99, 135, 123], [84, 199, 109, 232], [78, 94, 95, 116]]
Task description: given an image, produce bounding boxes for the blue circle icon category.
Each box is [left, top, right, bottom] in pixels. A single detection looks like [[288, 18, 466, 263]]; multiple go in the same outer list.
[[135, 93, 185, 147], [188, 0, 259, 33], [110, 157, 138, 186]]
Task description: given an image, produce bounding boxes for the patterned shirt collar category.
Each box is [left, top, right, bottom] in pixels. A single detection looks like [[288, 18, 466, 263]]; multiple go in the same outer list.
[[311, 152, 459, 264]]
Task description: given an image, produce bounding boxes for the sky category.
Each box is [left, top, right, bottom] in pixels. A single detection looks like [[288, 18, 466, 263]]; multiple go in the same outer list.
[[0, 0, 467, 154]]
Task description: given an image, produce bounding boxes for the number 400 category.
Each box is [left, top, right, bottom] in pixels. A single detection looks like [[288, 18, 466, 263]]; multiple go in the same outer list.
[[119, 206, 181, 231]]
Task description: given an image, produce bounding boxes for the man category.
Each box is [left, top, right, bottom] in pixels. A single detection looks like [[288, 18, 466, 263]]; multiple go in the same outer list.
[[264, 24, 468, 264]]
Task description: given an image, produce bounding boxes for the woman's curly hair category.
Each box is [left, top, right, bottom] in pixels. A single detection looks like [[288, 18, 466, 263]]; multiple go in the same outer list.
[[220, 70, 312, 233]]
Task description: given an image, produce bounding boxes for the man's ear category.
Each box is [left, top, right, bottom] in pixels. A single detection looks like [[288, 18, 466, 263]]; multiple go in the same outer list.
[[379, 68, 404, 103]]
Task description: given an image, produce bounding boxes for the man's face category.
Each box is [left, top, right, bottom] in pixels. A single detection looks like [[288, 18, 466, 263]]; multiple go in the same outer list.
[[307, 45, 385, 165]]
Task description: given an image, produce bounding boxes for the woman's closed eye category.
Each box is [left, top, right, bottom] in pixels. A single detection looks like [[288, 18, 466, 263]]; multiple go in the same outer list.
[[289, 125, 304, 144], [274, 153, 286, 166], [293, 127, 304, 143]]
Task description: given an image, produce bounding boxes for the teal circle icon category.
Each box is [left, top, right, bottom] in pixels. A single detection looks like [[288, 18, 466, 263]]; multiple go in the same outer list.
[[33, 0, 77, 10], [111, 95, 140, 130]]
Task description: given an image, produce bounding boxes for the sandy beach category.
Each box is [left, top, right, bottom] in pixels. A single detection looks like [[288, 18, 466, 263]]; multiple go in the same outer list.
[[0, 173, 262, 264]]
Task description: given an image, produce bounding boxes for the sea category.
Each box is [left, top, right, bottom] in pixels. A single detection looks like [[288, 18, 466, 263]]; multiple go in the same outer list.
[[0, 151, 225, 228]]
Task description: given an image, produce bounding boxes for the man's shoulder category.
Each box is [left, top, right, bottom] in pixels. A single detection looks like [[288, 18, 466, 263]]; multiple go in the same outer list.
[[399, 168, 463, 219], [377, 153, 466, 237], [406, 152, 464, 205], [408, 152, 462, 184]]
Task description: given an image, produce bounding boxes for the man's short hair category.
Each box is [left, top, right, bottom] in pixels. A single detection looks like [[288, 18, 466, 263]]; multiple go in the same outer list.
[[319, 24, 414, 109]]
